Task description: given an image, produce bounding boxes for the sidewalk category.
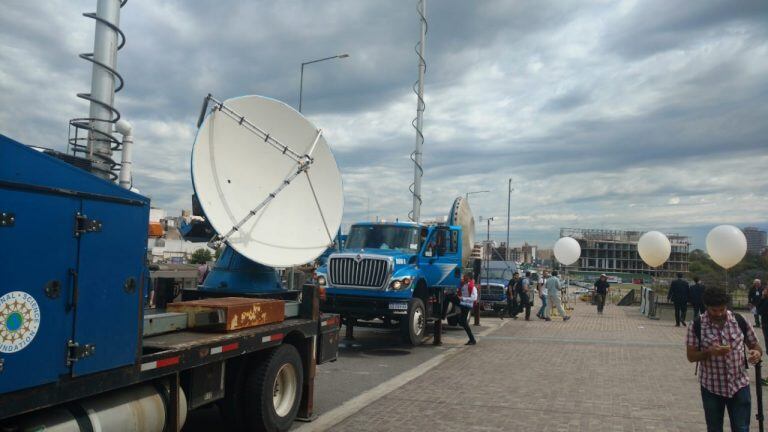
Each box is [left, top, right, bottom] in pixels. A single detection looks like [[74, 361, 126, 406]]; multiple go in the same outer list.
[[327, 300, 765, 431]]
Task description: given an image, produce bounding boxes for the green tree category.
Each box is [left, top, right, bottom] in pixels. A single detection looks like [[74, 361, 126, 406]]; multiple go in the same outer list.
[[189, 248, 213, 264]]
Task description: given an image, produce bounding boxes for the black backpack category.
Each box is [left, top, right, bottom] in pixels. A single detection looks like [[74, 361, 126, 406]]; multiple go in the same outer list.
[[693, 312, 749, 374]]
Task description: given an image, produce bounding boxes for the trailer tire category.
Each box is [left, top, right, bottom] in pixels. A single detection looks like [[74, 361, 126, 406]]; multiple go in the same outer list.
[[243, 344, 304, 432], [401, 298, 426, 346]]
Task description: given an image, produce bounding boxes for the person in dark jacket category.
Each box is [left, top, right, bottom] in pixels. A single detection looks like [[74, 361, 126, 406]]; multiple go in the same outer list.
[[668, 273, 690, 327], [593, 274, 610, 315], [757, 281, 768, 385], [507, 272, 520, 319], [748, 279, 763, 327], [689, 276, 705, 316]]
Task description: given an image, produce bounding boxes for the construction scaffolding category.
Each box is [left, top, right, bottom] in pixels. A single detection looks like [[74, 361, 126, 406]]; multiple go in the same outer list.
[[559, 228, 690, 279]]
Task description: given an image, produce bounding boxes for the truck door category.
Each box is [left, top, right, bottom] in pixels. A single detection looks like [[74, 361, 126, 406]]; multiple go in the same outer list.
[[0, 187, 78, 393], [71, 198, 145, 376], [419, 227, 460, 289]]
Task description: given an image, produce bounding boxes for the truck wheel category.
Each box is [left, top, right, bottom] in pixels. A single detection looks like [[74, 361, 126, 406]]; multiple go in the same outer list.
[[401, 298, 426, 346], [243, 344, 304, 432]]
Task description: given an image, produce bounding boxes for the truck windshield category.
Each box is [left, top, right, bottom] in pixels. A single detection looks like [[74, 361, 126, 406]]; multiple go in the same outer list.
[[484, 268, 515, 280], [345, 225, 421, 252]]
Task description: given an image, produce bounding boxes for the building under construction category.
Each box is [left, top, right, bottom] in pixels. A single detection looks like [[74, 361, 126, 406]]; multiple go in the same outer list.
[[559, 228, 690, 279]]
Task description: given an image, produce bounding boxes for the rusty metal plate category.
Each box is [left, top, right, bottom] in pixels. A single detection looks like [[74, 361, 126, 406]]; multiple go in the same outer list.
[[167, 297, 285, 331]]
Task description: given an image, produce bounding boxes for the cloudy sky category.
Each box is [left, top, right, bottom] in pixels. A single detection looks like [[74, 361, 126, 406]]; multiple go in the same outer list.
[[2, 0, 767, 250]]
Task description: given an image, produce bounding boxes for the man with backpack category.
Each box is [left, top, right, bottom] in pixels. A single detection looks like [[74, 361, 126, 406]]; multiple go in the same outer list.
[[517, 271, 533, 321], [686, 287, 762, 431], [507, 272, 520, 319]]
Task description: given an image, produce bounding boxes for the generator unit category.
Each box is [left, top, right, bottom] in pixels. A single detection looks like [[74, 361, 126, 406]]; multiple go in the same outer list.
[[0, 133, 150, 394]]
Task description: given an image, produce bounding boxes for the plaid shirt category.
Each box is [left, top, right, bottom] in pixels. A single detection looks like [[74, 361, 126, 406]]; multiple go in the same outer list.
[[685, 311, 759, 397]]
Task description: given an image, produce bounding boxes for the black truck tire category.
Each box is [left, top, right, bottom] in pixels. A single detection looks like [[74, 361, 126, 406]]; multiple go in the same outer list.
[[401, 298, 426, 346], [243, 344, 304, 432], [445, 302, 459, 326]]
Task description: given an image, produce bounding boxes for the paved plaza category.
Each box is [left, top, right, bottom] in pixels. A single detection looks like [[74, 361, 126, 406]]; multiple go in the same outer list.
[[324, 300, 766, 431]]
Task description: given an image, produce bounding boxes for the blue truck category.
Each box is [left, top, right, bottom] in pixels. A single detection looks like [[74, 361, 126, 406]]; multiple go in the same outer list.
[[315, 220, 466, 345], [0, 129, 340, 432], [477, 260, 518, 316]]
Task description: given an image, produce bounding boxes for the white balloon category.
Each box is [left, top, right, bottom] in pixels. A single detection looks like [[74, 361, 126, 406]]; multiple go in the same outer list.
[[638, 231, 671, 267], [706, 225, 747, 269], [554, 237, 581, 265]]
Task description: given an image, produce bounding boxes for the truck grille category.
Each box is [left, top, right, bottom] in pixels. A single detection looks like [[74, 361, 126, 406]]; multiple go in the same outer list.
[[480, 285, 505, 300], [328, 256, 390, 289]]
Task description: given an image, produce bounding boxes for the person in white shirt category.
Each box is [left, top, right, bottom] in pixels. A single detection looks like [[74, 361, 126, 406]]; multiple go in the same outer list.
[[545, 270, 570, 321], [536, 272, 549, 320], [455, 272, 478, 345]]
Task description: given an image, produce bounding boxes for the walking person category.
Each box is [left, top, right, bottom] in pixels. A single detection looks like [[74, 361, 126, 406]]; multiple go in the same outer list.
[[456, 272, 477, 345], [507, 272, 520, 319], [669, 273, 690, 327], [537, 271, 549, 320], [686, 287, 762, 431], [690, 276, 706, 317], [545, 270, 570, 321], [594, 274, 610, 315], [748, 279, 763, 327]]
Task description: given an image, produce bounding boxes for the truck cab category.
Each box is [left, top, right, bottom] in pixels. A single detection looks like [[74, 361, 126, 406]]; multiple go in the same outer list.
[[477, 261, 517, 316], [315, 221, 463, 345]]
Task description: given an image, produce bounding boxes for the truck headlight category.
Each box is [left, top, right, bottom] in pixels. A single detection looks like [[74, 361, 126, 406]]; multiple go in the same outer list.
[[390, 278, 412, 290], [317, 275, 327, 286]]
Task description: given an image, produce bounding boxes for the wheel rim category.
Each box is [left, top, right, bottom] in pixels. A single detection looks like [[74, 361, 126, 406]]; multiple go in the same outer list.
[[413, 306, 424, 336], [273, 363, 298, 418]]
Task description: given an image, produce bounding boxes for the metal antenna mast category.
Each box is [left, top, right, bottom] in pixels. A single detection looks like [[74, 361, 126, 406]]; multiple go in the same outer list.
[[69, 0, 127, 181], [409, 0, 427, 222]]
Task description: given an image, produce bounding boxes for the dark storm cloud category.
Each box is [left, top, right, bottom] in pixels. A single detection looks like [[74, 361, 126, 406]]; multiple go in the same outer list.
[[604, 0, 768, 60], [2, 0, 767, 249]]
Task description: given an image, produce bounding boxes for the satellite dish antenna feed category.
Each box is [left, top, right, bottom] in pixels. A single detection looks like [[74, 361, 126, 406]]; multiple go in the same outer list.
[[192, 95, 344, 268], [448, 196, 476, 267]]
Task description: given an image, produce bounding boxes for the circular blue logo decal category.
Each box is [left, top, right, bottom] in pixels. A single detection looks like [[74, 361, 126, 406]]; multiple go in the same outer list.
[[0, 291, 41, 353]]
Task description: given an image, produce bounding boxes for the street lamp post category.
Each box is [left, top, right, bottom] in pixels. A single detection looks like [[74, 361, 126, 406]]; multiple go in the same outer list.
[[506, 178, 513, 261], [478, 216, 496, 326], [299, 53, 350, 113], [465, 190, 490, 201]]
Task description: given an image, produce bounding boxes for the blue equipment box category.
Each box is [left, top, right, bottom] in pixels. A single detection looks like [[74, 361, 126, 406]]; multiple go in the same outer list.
[[0, 134, 150, 394]]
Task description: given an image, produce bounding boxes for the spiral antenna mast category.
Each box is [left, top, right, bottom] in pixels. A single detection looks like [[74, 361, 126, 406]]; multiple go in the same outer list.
[[409, 0, 427, 222], [68, 0, 128, 180]]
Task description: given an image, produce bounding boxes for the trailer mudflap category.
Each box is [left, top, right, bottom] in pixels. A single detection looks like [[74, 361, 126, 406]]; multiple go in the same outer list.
[[317, 314, 340, 364]]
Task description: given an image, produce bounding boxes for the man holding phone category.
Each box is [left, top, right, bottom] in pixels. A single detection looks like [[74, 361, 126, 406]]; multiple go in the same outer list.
[[686, 287, 762, 431]]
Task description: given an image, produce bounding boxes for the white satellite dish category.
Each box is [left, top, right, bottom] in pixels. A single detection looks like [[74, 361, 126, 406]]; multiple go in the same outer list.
[[191, 95, 344, 268], [448, 196, 476, 266]]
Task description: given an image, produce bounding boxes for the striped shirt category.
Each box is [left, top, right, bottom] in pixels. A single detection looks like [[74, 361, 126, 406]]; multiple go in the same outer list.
[[685, 311, 758, 397]]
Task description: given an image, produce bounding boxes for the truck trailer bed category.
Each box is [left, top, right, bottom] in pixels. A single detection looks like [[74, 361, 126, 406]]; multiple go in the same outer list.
[[1, 313, 338, 421]]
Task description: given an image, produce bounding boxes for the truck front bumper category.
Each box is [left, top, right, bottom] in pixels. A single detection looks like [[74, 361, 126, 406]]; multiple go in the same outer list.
[[321, 293, 411, 320]]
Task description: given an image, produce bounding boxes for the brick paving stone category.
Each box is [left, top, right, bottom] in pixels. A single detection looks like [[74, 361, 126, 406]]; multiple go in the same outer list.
[[327, 300, 767, 431]]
